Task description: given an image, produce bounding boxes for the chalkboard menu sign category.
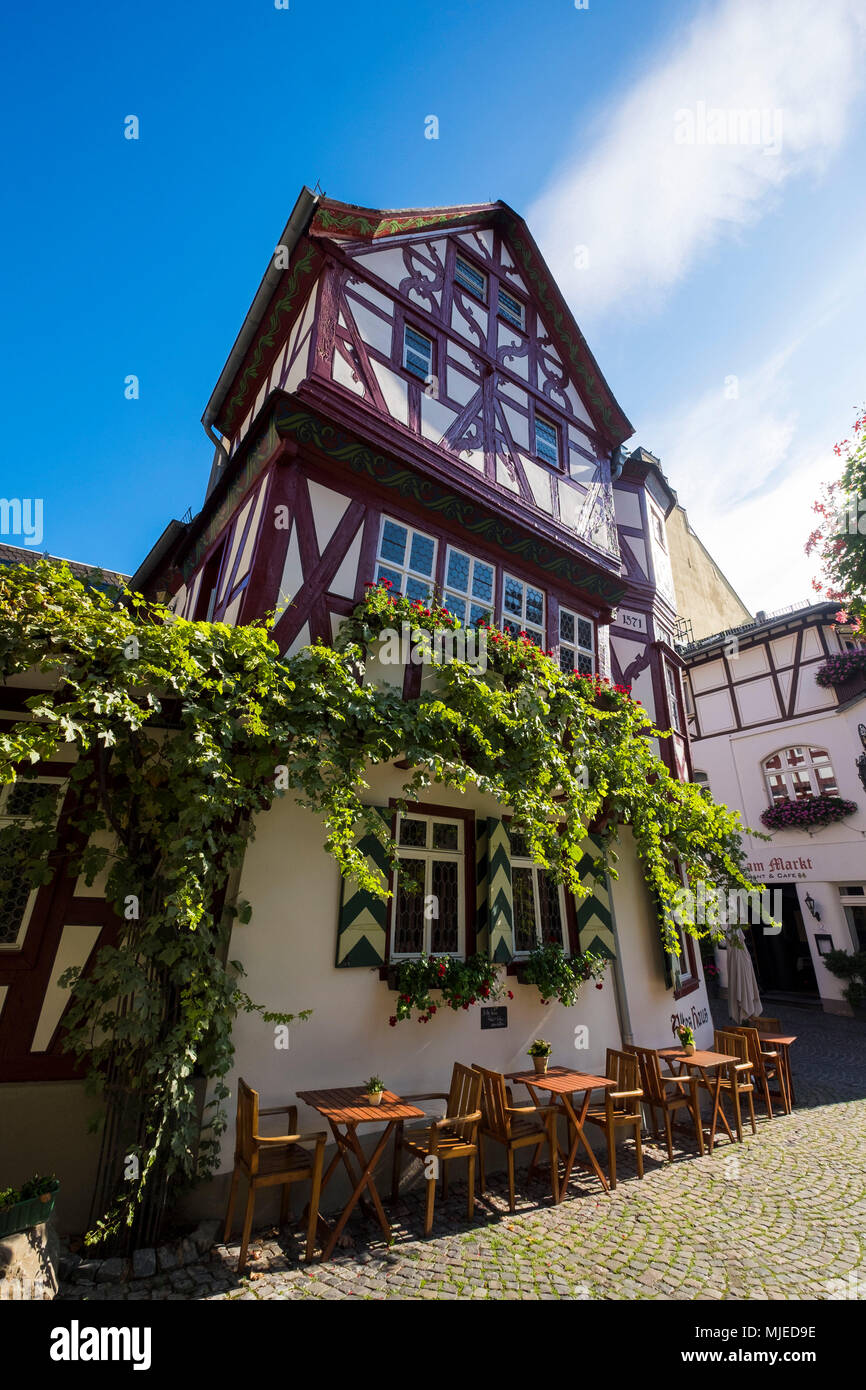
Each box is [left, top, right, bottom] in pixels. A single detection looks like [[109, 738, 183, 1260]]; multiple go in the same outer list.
[[480, 1006, 508, 1030]]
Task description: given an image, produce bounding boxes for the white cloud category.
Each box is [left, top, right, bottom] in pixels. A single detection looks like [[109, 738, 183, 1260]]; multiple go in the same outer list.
[[529, 0, 866, 318], [639, 240, 866, 613]]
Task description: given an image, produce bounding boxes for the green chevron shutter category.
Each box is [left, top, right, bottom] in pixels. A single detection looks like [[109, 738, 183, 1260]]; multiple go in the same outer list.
[[475, 818, 490, 959], [574, 834, 616, 960], [486, 817, 514, 963], [335, 807, 391, 968]]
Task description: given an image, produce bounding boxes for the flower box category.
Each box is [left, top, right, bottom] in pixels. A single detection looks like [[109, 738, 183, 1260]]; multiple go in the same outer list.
[[760, 795, 857, 831], [0, 1181, 59, 1239], [815, 650, 866, 688]]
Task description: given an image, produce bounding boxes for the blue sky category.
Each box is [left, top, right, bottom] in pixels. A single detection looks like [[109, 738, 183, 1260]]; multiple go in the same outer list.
[[2, 0, 865, 611]]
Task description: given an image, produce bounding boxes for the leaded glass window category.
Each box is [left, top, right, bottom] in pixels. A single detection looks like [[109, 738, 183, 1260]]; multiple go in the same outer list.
[[391, 814, 465, 958], [376, 517, 437, 602]]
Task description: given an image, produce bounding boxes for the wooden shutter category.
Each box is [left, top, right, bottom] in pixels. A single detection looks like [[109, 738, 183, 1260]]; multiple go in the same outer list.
[[486, 817, 514, 963], [335, 807, 391, 968], [573, 834, 616, 960]]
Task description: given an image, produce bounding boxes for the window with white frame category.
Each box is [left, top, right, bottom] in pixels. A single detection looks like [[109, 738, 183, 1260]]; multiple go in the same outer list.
[[534, 415, 560, 469], [838, 885, 866, 951], [500, 574, 545, 646], [559, 608, 594, 675], [0, 778, 64, 949], [442, 547, 495, 626], [376, 517, 437, 601], [498, 285, 525, 331], [664, 661, 683, 734], [763, 747, 839, 803], [454, 255, 487, 302], [390, 813, 465, 958], [402, 324, 433, 381], [509, 827, 568, 955]]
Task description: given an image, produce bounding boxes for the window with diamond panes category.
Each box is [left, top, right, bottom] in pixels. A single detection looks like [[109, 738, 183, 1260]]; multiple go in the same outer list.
[[508, 828, 567, 955], [0, 779, 62, 949], [500, 574, 545, 646], [442, 547, 495, 626], [391, 814, 464, 958], [559, 608, 594, 675], [376, 517, 437, 602], [763, 747, 839, 803]]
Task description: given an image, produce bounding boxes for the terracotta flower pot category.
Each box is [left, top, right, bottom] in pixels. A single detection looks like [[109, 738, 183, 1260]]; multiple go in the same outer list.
[[532, 1054, 550, 1074]]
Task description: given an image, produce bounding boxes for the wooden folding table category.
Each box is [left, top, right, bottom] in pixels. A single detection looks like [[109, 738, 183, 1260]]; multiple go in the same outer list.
[[757, 1032, 797, 1109], [657, 1047, 736, 1153], [508, 1066, 618, 1198], [296, 1086, 425, 1261]]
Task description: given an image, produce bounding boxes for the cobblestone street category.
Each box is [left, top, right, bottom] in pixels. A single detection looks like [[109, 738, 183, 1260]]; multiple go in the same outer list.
[[58, 1005, 866, 1302]]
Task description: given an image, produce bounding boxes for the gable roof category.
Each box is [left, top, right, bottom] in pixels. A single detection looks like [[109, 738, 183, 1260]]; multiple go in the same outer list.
[[203, 189, 634, 451]]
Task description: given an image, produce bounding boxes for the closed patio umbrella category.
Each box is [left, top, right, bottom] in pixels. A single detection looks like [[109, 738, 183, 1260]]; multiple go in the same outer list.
[[727, 934, 762, 1023]]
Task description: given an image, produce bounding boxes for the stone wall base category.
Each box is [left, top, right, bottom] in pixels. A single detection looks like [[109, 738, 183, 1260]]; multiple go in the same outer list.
[[0, 1220, 58, 1300]]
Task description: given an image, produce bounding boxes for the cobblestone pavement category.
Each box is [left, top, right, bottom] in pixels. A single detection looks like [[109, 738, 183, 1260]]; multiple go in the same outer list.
[[58, 1004, 866, 1301]]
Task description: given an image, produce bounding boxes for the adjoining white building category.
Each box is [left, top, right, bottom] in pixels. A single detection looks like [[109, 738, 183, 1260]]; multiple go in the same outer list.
[[680, 601, 866, 1014]]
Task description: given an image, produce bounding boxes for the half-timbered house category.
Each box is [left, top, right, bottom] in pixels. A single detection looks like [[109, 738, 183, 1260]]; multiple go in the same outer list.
[[681, 601, 866, 1014], [1, 193, 717, 1227]]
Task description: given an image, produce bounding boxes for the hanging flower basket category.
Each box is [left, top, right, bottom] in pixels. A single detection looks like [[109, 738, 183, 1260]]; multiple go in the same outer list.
[[815, 650, 866, 687], [760, 795, 857, 831]]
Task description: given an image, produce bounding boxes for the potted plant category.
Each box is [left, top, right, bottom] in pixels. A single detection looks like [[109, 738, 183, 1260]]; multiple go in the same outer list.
[[527, 1039, 553, 1074], [673, 1022, 696, 1056], [0, 1173, 60, 1239], [363, 1075, 386, 1106]]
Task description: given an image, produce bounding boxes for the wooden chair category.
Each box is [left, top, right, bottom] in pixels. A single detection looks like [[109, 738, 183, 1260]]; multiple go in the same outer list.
[[709, 1030, 757, 1141], [626, 1045, 704, 1160], [583, 1048, 644, 1189], [731, 1026, 790, 1117], [224, 1078, 327, 1274], [472, 1063, 559, 1210], [752, 1016, 781, 1033], [390, 1063, 483, 1236]]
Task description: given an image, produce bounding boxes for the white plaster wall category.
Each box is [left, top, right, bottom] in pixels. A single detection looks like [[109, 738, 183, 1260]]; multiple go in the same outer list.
[[212, 776, 693, 1205], [691, 705, 866, 1010], [611, 828, 713, 1050]]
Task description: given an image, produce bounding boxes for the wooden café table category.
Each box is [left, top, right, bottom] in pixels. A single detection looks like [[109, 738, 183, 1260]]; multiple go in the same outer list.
[[657, 1047, 736, 1154], [507, 1066, 618, 1198], [758, 1032, 797, 1109], [296, 1085, 425, 1261]]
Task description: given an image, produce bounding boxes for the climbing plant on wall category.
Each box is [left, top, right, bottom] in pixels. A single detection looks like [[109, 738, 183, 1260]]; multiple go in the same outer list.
[[0, 561, 762, 1239]]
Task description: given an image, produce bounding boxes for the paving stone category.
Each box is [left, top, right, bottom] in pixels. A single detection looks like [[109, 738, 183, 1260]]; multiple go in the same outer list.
[[56, 1004, 866, 1303]]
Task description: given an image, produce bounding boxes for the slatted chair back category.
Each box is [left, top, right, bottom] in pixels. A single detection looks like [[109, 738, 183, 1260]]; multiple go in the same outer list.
[[605, 1049, 640, 1114], [446, 1063, 482, 1142], [626, 1045, 665, 1105], [473, 1063, 509, 1139], [753, 1017, 781, 1033], [714, 1030, 749, 1065], [733, 1027, 770, 1078], [235, 1078, 259, 1168]]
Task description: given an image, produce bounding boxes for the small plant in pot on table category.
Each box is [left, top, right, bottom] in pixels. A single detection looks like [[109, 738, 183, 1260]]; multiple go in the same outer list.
[[674, 1023, 696, 1056], [527, 1039, 553, 1074], [363, 1076, 386, 1105]]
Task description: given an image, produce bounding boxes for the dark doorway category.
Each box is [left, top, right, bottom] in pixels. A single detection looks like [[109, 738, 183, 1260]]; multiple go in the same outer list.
[[749, 883, 818, 996]]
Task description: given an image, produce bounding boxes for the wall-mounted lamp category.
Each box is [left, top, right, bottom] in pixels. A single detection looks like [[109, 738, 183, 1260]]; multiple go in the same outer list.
[[805, 893, 821, 922]]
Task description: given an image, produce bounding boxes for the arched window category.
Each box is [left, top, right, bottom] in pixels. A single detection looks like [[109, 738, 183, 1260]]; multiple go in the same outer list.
[[763, 747, 838, 803]]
